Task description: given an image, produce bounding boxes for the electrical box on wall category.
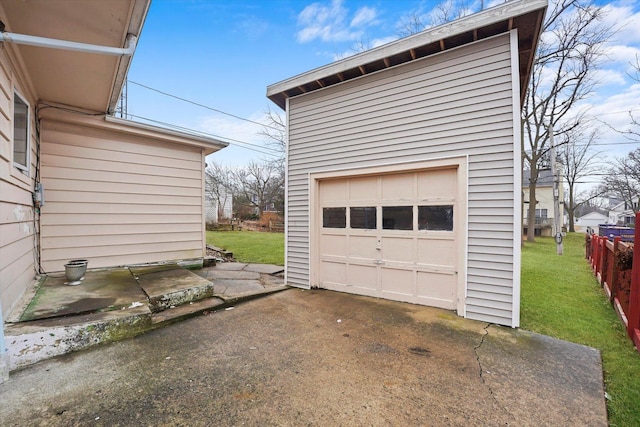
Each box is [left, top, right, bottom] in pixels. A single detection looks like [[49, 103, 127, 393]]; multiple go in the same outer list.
[[34, 182, 44, 207]]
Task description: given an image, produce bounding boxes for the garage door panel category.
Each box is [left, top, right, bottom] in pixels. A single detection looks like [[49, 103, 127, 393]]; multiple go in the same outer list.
[[382, 173, 414, 200], [417, 238, 456, 266], [349, 176, 378, 201], [348, 264, 377, 290], [322, 261, 346, 285], [349, 235, 378, 259], [417, 169, 456, 200], [417, 271, 456, 304], [381, 237, 414, 262], [320, 234, 347, 257], [381, 267, 414, 295], [319, 179, 348, 203]]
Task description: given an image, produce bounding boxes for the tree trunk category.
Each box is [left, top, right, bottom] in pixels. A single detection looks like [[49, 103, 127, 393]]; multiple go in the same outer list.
[[568, 184, 575, 232], [526, 162, 538, 243]]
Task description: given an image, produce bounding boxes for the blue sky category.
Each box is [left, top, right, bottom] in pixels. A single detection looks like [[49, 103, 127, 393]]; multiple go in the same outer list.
[[126, 0, 640, 185]]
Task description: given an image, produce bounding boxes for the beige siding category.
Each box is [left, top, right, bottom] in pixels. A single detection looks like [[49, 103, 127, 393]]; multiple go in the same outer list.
[[40, 119, 205, 272], [0, 48, 38, 320], [287, 33, 519, 325]]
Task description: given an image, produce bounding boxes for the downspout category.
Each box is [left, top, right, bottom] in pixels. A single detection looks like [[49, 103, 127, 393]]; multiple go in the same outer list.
[[0, 24, 137, 57]]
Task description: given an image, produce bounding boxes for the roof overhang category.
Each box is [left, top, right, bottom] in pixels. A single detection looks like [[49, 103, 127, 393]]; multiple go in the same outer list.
[[0, 0, 150, 113], [267, 0, 547, 110], [40, 107, 229, 155]]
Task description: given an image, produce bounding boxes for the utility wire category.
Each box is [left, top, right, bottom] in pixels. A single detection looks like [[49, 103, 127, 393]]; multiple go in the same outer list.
[[126, 113, 281, 157], [128, 80, 280, 131]]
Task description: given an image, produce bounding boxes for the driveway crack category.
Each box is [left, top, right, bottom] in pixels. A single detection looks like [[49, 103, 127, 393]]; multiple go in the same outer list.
[[473, 323, 503, 408]]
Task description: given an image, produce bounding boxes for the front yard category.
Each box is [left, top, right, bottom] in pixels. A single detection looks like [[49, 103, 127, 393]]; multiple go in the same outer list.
[[206, 231, 284, 265]]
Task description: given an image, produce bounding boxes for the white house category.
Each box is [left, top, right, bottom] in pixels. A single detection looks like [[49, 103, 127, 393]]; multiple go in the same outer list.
[[522, 169, 565, 237], [205, 188, 233, 224], [574, 211, 609, 234], [608, 195, 639, 226], [267, 0, 547, 328]]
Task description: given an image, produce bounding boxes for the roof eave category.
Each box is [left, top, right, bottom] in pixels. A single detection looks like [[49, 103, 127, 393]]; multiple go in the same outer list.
[[267, 0, 547, 110], [107, 0, 151, 114]]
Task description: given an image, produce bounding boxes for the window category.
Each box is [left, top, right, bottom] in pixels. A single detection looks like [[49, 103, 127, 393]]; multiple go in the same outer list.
[[13, 92, 29, 172], [350, 207, 376, 229], [382, 206, 413, 230], [534, 209, 548, 219], [323, 207, 346, 228], [418, 205, 453, 231]]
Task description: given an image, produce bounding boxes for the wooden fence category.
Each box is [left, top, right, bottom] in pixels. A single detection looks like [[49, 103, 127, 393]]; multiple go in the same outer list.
[[586, 213, 640, 353]]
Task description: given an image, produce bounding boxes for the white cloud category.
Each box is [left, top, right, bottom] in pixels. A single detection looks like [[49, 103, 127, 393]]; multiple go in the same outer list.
[[350, 6, 377, 28], [296, 0, 380, 43], [592, 68, 627, 86]]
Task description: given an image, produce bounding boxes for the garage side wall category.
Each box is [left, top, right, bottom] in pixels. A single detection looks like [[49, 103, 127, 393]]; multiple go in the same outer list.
[[287, 33, 519, 326], [40, 119, 205, 272]]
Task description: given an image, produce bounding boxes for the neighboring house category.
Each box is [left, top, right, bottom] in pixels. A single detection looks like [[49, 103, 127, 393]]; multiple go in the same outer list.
[[522, 169, 565, 237], [0, 0, 227, 380], [608, 195, 639, 226], [205, 188, 233, 224], [267, 0, 547, 328], [574, 211, 609, 234]]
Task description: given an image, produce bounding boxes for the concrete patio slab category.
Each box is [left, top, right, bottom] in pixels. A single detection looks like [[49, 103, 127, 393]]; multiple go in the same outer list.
[[202, 270, 261, 280], [244, 263, 284, 275], [18, 268, 146, 322], [133, 265, 214, 311], [214, 279, 265, 297], [211, 262, 248, 271]]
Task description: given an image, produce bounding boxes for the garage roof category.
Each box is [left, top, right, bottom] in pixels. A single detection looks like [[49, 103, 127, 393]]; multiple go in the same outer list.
[[267, 0, 547, 110]]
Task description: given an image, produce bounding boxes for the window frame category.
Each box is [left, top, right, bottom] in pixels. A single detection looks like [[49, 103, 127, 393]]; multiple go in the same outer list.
[[12, 90, 30, 174]]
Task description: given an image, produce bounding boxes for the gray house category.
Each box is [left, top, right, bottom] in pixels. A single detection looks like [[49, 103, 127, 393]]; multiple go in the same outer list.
[[267, 0, 547, 327]]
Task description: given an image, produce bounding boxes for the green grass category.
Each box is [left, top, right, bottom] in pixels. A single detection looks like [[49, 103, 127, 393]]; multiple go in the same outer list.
[[206, 231, 284, 265], [521, 233, 640, 426]]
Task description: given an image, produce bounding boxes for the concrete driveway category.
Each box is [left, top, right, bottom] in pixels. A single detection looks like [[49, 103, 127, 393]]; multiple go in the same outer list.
[[0, 289, 607, 426]]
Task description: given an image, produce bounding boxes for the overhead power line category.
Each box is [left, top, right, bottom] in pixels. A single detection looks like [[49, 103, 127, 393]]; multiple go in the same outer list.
[[128, 80, 280, 131]]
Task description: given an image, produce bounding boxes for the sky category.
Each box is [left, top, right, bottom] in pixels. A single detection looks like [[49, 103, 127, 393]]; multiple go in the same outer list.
[[125, 0, 640, 190]]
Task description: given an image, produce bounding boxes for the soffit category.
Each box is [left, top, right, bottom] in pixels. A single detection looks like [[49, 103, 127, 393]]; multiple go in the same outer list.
[[0, 0, 149, 112]]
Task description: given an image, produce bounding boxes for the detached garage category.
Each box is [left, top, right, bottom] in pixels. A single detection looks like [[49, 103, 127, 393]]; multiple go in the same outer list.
[[267, 0, 547, 327]]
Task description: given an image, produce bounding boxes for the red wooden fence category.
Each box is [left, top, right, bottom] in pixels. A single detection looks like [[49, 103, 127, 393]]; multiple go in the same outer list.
[[586, 213, 640, 353]]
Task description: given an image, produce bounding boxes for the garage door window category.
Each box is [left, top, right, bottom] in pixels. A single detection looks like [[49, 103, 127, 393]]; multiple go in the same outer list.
[[418, 205, 453, 231], [323, 207, 346, 228], [382, 206, 413, 230], [350, 207, 376, 229]]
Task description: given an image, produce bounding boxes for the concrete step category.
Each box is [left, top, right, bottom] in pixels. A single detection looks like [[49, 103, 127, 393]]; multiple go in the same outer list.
[[151, 296, 225, 325]]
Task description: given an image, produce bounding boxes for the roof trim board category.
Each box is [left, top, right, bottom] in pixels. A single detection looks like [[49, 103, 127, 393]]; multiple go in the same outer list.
[[267, 0, 547, 110]]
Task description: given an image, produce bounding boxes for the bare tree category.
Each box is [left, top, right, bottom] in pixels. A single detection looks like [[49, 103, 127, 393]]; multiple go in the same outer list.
[[397, 0, 485, 36], [259, 106, 286, 157], [558, 126, 603, 231], [522, 0, 614, 242], [233, 161, 285, 217], [205, 161, 236, 221], [602, 148, 640, 207]]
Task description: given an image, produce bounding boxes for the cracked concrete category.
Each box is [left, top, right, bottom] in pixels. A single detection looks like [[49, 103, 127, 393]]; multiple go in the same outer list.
[[0, 289, 607, 426]]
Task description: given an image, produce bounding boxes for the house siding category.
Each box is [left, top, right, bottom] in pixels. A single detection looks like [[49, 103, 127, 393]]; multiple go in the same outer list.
[[0, 47, 38, 321], [286, 33, 519, 325], [39, 118, 206, 272]]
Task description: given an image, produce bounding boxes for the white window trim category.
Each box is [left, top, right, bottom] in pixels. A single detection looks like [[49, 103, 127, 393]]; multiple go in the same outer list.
[[13, 90, 30, 174]]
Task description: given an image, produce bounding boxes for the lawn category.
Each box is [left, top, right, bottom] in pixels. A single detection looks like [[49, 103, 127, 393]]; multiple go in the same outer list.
[[206, 231, 284, 265], [521, 233, 640, 426]]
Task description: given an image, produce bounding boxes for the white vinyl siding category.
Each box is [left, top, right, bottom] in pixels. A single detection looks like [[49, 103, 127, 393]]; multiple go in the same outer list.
[[40, 120, 206, 272], [0, 50, 38, 320], [286, 33, 518, 325]]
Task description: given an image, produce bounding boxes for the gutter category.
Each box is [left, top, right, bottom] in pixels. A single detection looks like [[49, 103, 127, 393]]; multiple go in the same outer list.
[[0, 24, 137, 57]]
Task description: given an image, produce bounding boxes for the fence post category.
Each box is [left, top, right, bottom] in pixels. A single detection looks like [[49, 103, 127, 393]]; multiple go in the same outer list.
[[610, 236, 621, 302], [598, 237, 607, 284], [627, 212, 640, 347]]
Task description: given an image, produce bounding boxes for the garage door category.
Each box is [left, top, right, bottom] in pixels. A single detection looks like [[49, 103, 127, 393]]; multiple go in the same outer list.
[[317, 168, 460, 310]]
